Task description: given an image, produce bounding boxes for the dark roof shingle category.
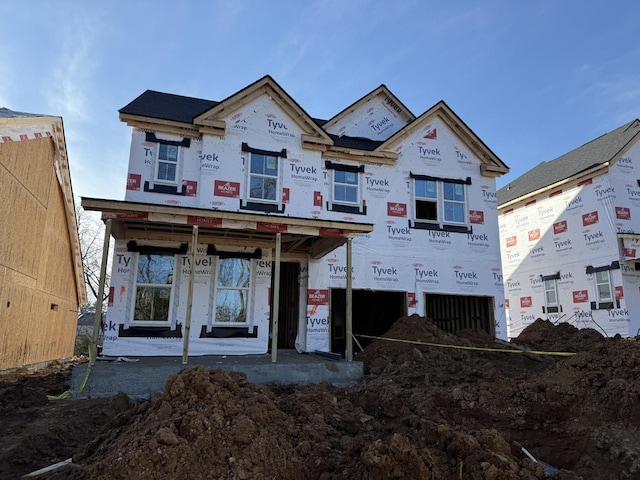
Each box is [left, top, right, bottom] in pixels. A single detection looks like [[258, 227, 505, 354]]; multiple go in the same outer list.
[[119, 90, 219, 124], [498, 120, 640, 205]]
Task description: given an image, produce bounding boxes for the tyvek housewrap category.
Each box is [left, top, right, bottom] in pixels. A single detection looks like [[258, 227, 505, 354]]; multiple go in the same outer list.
[[103, 92, 506, 356], [500, 139, 640, 338]]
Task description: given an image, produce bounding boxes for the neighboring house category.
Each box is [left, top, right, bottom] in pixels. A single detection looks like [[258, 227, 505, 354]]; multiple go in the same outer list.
[[497, 120, 640, 339], [0, 109, 86, 370], [82, 75, 509, 359]]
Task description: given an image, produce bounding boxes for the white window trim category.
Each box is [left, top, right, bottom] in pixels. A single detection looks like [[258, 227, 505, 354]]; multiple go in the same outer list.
[[544, 278, 559, 308], [153, 143, 181, 186], [331, 169, 361, 207], [594, 270, 613, 302], [412, 178, 469, 228], [246, 152, 281, 205], [130, 253, 176, 327], [212, 257, 252, 326]]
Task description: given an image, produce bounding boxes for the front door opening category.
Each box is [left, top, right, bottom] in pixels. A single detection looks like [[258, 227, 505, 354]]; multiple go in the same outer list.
[[424, 293, 494, 335], [271, 262, 300, 349], [330, 289, 406, 356]]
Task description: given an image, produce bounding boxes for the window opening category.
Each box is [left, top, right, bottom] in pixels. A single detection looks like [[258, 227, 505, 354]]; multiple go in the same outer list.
[[133, 253, 175, 324]]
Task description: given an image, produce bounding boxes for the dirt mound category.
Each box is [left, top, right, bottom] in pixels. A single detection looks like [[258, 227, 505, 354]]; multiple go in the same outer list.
[[5, 315, 640, 479], [71, 367, 302, 480], [515, 318, 606, 352]]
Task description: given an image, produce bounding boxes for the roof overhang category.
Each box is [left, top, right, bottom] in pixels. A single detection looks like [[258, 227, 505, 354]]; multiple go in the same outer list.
[[498, 162, 610, 210], [81, 198, 373, 259]]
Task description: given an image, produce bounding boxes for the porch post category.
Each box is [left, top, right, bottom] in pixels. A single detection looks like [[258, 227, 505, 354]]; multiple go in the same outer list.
[[346, 235, 353, 361], [182, 225, 198, 365], [271, 233, 282, 363], [90, 219, 111, 365]]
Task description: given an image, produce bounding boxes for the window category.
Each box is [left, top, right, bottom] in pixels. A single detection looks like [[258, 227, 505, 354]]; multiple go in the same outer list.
[[249, 153, 279, 202], [333, 170, 359, 205], [595, 270, 612, 302], [156, 144, 179, 183], [544, 279, 558, 306], [540, 273, 561, 314], [133, 254, 175, 324], [325, 160, 366, 214], [241, 143, 286, 213], [143, 133, 190, 195], [411, 173, 471, 231], [443, 182, 466, 223], [415, 179, 438, 220], [214, 258, 251, 323], [586, 262, 619, 310]]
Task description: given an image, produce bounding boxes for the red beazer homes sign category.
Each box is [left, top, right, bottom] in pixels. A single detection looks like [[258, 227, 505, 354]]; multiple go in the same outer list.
[[469, 210, 484, 224], [387, 202, 407, 217], [520, 296, 532, 308], [582, 211, 599, 226], [528, 229, 541, 242], [214, 180, 240, 198], [127, 173, 142, 191], [307, 289, 329, 305], [553, 220, 568, 234], [615, 206, 631, 220], [573, 290, 589, 303]]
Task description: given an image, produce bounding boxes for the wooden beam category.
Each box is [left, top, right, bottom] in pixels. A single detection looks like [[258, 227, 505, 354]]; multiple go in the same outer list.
[[182, 226, 198, 365], [346, 236, 353, 362], [90, 219, 112, 365], [271, 233, 282, 363]]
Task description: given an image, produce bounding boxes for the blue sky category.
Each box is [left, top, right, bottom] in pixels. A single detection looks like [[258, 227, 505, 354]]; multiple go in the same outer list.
[[2, 0, 640, 204]]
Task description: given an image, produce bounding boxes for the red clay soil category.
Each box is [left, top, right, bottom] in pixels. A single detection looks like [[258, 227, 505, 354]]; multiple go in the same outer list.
[[2, 316, 640, 479]]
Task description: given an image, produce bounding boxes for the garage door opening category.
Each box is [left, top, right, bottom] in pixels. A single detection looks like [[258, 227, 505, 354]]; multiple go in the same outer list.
[[330, 289, 407, 356], [425, 293, 495, 336]]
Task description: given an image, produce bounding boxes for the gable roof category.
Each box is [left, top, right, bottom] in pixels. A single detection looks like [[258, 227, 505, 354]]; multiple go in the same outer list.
[[117, 76, 507, 174], [194, 75, 331, 142], [377, 100, 509, 177], [321, 84, 415, 133], [497, 119, 640, 206]]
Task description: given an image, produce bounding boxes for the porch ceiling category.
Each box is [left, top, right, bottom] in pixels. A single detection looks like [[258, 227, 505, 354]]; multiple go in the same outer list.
[[81, 197, 373, 259]]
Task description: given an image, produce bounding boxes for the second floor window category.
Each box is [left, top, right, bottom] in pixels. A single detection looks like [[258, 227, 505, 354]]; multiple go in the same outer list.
[[249, 153, 279, 202], [411, 173, 471, 231], [156, 143, 179, 184], [333, 170, 359, 205]]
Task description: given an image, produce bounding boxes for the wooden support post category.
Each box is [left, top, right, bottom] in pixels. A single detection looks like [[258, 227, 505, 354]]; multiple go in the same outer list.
[[90, 219, 111, 365], [182, 225, 198, 365], [271, 233, 282, 363], [346, 236, 353, 362]]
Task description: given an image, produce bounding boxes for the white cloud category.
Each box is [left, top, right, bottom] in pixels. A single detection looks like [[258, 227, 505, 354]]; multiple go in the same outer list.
[[46, 18, 97, 123]]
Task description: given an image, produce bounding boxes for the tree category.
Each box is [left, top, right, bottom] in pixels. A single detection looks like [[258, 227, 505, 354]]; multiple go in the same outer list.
[[76, 206, 110, 307]]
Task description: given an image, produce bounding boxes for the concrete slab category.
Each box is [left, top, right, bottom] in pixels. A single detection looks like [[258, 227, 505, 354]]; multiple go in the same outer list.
[[70, 350, 364, 399]]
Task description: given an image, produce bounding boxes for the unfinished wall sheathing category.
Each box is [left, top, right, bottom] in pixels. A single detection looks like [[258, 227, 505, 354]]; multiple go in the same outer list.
[[499, 128, 640, 339], [100, 77, 508, 356], [0, 115, 85, 370]]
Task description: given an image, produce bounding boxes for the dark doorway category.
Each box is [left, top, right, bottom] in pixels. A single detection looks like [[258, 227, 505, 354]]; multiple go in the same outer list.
[[271, 262, 300, 349], [425, 293, 494, 335], [330, 289, 406, 356]]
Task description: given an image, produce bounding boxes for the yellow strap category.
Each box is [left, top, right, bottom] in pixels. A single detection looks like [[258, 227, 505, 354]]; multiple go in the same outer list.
[[353, 333, 576, 357]]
